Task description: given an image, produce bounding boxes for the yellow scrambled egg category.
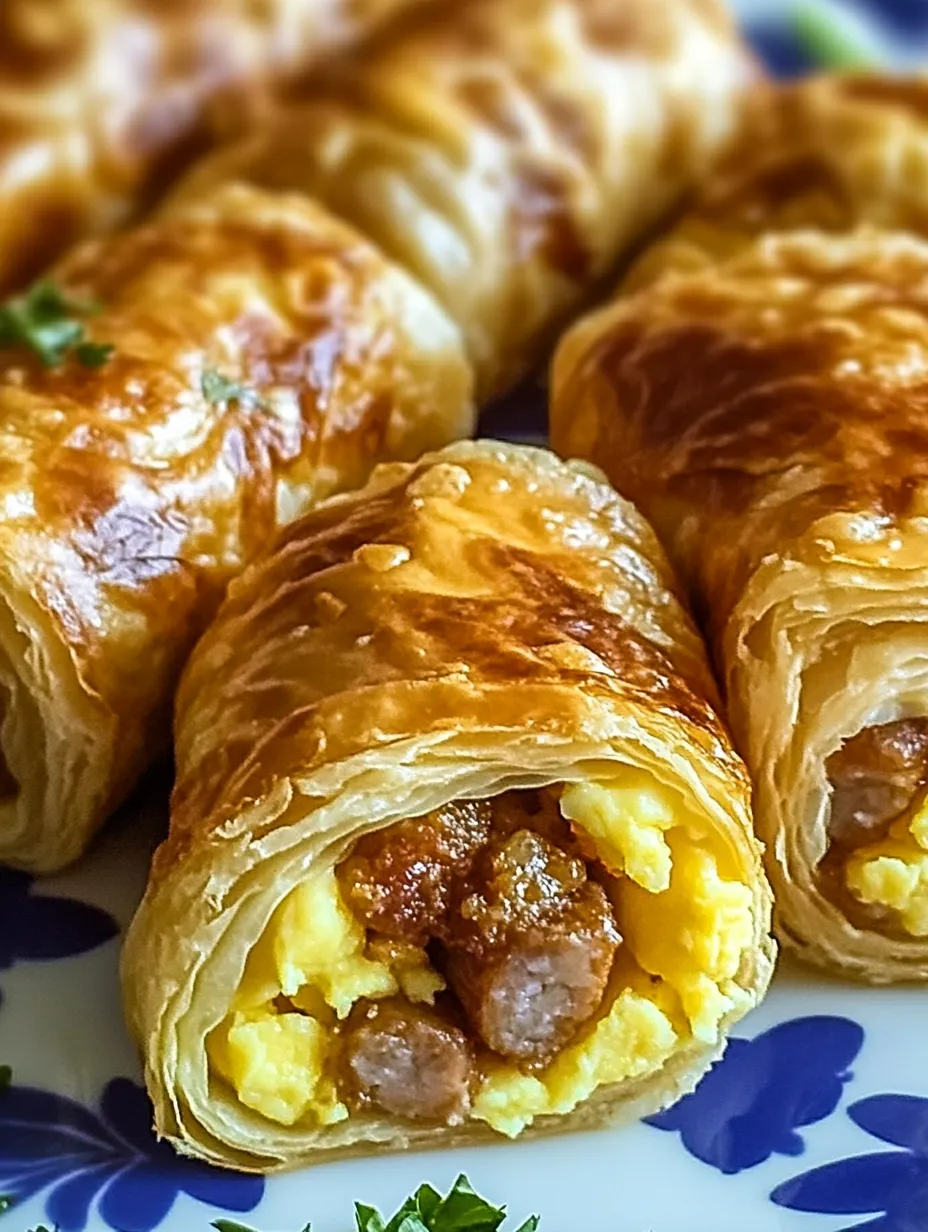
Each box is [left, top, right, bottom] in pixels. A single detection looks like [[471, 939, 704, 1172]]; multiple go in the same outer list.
[[209, 773, 754, 1135], [845, 796, 928, 935], [208, 867, 441, 1125]]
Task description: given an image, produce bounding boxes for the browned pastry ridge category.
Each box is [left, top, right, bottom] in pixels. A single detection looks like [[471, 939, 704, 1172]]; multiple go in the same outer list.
[[0, 0, 438, 294], [552, 74, 928, 981], [0, 0, 752, 872], [122, 440, 773, 1169]]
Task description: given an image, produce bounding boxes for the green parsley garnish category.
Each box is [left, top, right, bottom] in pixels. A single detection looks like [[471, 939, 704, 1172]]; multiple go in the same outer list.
[[210, 1177, 537, 1232], [355, 1175, 538, 1232], [789, 1, 879, 70], [201, 369, 266, 411], [0, 281, 113, 369]]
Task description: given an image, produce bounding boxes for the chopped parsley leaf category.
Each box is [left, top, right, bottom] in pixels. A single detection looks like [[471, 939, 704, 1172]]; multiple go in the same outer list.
[[201, 369, 266, 411], [0, 281, 113, 369]]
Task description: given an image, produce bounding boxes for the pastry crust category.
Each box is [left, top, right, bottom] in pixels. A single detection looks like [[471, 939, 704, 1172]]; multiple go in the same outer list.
[[121, 440, 773, 1169], [0, 0, 435, 292], [0, 0, 751, 871], [553, 215, 928, 980], [625, 73, 928, 292], [0, 182, 471, 872], [167, 0, 753, 399]]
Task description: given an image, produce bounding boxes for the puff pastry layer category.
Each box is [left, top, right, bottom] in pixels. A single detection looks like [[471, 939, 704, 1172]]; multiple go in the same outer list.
[[0, 0, 434, 293], [553, 75, 928, 980], [121, 440, 773, 1169]]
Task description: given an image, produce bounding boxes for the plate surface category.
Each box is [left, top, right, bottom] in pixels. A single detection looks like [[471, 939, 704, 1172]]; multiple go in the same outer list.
[[3, 4, 928, 1231]]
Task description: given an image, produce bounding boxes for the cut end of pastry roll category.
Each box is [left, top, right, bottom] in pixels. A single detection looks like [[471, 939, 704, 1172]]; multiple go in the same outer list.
[[122, 440, 773, 1170], [553, 225, 928, 982], [0, 180, 472, 873]]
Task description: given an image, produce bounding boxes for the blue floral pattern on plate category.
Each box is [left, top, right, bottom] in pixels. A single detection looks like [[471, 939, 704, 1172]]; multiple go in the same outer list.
[[645, 1016, 865, 1173], [0, 869, 119, 1010], [772, 1095, 928, 1231], [0, 1076, 264, 1232]]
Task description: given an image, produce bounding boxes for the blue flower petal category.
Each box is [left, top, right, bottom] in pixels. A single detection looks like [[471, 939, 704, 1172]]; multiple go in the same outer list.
[[850, 1096, 928, 1157], [98, 1163, 178, 1232], [0, 1123, 109, 1162], [771, 1152, 920, 1215], [45, 1164, 122, 1232], [0, 1085, 117, 1150], [646, 1016, 864, 1174], [174, 1161, 265, 1213], [98, 1080, 156, 1157], [9, 895, 119, 963], [0, 870, 31, 969], [0, 1160, 73, 1205]]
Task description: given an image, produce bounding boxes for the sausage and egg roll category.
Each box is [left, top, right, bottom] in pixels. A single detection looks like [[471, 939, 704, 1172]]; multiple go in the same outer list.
[[0, 0, 753, 872], [0, 0, 434, 294], [121, 441, 774, 1169], [166, 0, 754, 399], [552, 89, 928, 978]]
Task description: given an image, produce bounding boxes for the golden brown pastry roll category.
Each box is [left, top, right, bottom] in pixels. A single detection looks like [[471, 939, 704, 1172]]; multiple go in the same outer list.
[[0, 0, 434, 293], [121, 440, 773, 1169], [0, 0, 754, 874], [553, 224, 928, 982], [625, 74, 928, 292], [0, 181, 471, 873], [166, 0, 754, 399]]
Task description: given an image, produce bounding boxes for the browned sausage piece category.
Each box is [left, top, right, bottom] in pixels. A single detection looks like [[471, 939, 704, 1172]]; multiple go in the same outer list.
[[826, 718, 928, 849], [338, 800, 492, 942], [445, 829, 620, 1063], [340, 999, 474, 1124]]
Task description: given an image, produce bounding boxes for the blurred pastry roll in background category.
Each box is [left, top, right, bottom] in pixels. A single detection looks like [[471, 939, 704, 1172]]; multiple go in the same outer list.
[[553, 74, 928, 980], [122, 441, 773, 1170], [167, 0, 754, 399], [0, 0, 753, 872], [0, 0, 443, 295]]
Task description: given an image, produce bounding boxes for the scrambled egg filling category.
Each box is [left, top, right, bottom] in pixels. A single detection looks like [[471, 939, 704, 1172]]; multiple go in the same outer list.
[[208, 773, 754, 1135], [844, 797, 928, 936]]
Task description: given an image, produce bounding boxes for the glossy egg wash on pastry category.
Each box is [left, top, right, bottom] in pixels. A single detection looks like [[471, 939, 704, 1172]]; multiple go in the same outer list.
[[822, 720, 928, 938], [208, 774, 754, 1136]]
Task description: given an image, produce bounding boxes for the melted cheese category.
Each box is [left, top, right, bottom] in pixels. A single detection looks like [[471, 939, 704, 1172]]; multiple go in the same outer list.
[[210, 774, 755, 1134], [845, 797, 928, 936]]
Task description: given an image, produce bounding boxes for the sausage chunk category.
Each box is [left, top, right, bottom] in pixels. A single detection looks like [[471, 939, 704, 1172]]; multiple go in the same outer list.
[[826, 718, 928, 849], [445, 829, 620, 1063], [340, 999, 474, 1124], [338, 800, 491, 942]]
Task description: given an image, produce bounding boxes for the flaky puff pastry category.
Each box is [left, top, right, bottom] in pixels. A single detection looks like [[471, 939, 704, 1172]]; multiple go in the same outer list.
[[167, 0, 754, 400], [553, 224, 928, 981], [0, 182, 470, 873], [0, 0, 437, 293], [121, 440, 773, 1170], [625, 74, 928, 292]]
